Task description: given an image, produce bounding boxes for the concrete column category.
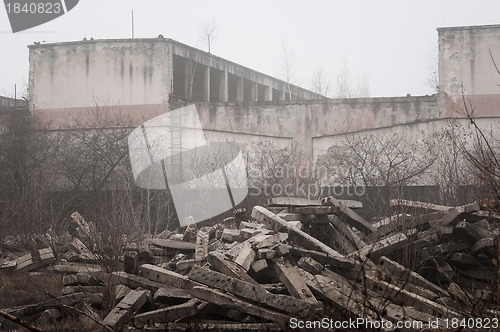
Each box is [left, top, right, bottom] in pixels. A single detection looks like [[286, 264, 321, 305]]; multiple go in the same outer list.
[[254, 82, 258, 102], [185, 59, 193, 100], [266, 86, 272, 101], [205, 66, 210, 102], [220, 68, 228, 102], [237, 77, 243, 102]]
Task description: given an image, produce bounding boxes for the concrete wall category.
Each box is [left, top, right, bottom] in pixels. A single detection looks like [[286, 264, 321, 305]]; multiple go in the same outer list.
[[439, 25, 500, 117], [27, 24, 500, 167], [29, 37, 322, 129], [185, 95, 437, 158], [29, 39, 170, 112]]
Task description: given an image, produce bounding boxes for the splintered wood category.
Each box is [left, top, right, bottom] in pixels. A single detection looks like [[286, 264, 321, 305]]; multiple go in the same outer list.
[[2, 197, 500, 331]]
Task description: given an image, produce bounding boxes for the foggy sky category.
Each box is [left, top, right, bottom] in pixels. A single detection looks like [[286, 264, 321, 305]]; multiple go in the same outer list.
[[1, 0, 499, 99]]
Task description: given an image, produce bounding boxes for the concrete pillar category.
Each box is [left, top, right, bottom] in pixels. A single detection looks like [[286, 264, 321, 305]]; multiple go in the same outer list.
[[185, 59, 193, 100], [205, 66, 210, 102], [254, 82, 258, 102], [237, 77, 243, 102], [266, 86, 272, 101], [221, 68, 228, 102]]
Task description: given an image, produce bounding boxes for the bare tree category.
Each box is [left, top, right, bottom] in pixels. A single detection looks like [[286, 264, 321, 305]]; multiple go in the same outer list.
[[334, 57, 370, 98], [316, 132, 435, 216], [311, 67, 331, 97], [279, 39, 298, 100], [425, 47, 440, 94], [199, 19, 216, 53]]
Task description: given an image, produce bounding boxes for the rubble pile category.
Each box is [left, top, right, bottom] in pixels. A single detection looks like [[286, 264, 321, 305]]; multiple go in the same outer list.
[[1, 196, 500, 331]]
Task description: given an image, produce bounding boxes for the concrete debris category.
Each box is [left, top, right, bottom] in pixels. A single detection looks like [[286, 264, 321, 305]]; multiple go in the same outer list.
[[1, 198, 500, 330]]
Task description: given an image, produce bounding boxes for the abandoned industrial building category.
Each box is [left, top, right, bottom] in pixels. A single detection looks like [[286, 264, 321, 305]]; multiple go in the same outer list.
[[27, 24, 500, 162], [2, 23, 500, 331]]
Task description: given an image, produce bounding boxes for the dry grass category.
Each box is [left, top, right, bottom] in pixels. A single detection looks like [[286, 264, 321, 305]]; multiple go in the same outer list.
[[0, 271, 63, 309]]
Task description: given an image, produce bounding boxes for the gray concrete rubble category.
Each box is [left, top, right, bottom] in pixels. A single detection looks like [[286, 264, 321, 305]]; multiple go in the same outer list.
[[1, 197, 500, 331]]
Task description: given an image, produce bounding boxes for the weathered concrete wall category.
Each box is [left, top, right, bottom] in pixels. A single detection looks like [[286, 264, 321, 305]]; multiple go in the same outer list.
[[29, 39, 170, 112], [186, 95, 437, 157], [439, 25, 500, 117]]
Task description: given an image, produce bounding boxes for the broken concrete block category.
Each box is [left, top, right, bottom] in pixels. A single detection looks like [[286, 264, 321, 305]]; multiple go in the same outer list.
[[123, 251, 139, 275], [195, 229, 209, 261], [103, 289, 150, 331], [16, 248, 56, 272], [115, 285, 132, 303], [62, 272, 93, 286], [154, 288, 193, 305], [234, 243, 256, 271], [250, 259, 268, 273], [134, 298, 199, 327], [221, 229, 241, 242]]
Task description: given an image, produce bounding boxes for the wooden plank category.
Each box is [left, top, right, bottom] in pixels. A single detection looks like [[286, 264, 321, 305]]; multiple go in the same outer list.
[[188, 265, 318, 317], [206, 252, 258, 285], [270, 259, 317, 304], [251, 206, 343, 258], [348, 233, 408, 259], [103, 289, 149, 331], [321, 196, 376, 235], [195, 229, 209, 261], [134, 299, 199, 326], [189, 286, 291, 323], [379, 256, 450, 298]]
